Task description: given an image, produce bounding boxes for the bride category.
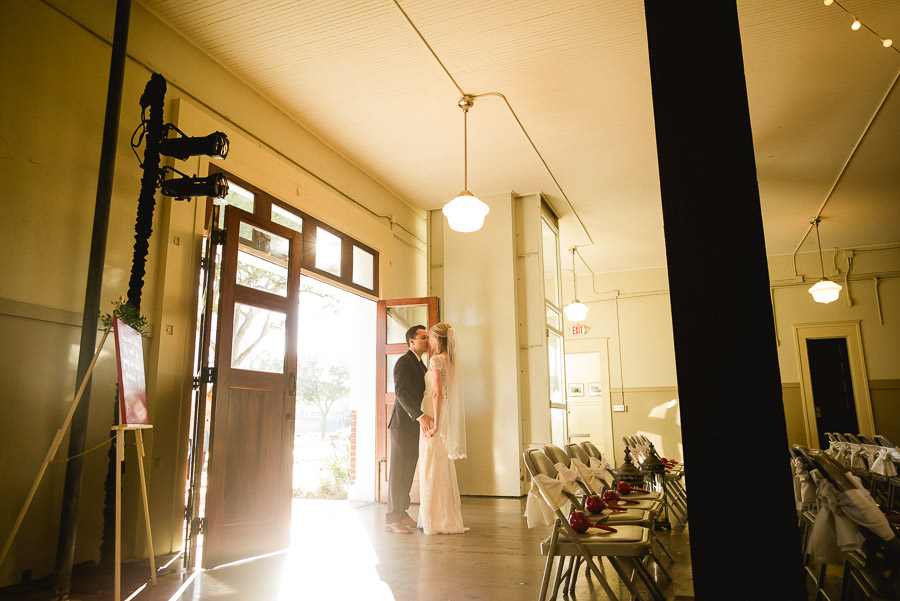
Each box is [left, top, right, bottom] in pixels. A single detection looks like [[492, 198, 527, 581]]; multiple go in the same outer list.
[[417, 322, 468, 534]]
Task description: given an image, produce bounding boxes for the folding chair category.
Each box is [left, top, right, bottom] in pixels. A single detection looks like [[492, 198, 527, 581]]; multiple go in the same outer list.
[[810, 450, 900, 601], [563, 443, 674, 564], [523, 449, 665, 601], [791, 446, 833, 600], [874, 436, 900, 511], [542, 444, 672, 590]]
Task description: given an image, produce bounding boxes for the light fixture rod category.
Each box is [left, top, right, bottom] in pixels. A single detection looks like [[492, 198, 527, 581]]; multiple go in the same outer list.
[[459, 97, 472, 189], [812, 218, 826, 277], [391, 0, 593, 245], [571, 247, 578, 299]]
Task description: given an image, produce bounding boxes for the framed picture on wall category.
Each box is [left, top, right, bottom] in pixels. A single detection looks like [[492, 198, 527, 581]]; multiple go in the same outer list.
[[568, 383, 584, 397], [588, 382, 602, 396]]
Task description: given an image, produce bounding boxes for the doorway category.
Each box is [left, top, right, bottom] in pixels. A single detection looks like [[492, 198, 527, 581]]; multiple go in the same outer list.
[[293, 277, 376, 501], [183, 181, 379, 570], [794, 321, 874, 449], [806, 338, 858, 449]]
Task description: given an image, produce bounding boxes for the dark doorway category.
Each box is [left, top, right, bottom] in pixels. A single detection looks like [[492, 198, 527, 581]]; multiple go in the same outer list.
[[807, 337, 858, 449]]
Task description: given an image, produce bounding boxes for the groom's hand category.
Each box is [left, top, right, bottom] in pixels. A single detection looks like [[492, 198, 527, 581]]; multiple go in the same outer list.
[[419, 414, 434, 434]]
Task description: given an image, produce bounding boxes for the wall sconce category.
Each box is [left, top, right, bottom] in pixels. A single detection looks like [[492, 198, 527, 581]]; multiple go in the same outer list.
[[442, 96, 490, 232], [808, 217, 842, 304], [564, 247, 589, 322]]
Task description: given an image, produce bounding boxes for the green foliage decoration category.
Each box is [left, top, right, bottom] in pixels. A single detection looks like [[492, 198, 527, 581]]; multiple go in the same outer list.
[[100, 297, 149, 336]]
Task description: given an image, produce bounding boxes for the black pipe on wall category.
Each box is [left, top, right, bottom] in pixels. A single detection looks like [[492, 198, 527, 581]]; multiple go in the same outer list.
[[52, 1, 132, 598]]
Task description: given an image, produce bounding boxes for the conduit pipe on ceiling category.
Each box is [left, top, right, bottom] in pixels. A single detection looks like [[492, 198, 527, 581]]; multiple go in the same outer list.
[[391, 0, 593, 246], [791, 67, 900, 278], [52, 0, 420, 247]]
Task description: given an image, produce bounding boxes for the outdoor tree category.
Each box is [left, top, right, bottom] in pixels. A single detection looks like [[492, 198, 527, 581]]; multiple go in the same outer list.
[[230, 257, 338, 372], [297, 356, 350, 439]]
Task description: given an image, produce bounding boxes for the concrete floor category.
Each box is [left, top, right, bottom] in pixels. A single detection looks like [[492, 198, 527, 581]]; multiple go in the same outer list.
[[5, 497, 695, 601]]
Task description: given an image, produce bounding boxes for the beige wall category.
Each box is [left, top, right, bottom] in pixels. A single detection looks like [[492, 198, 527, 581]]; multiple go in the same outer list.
[[2, 0, 898, 589], [769, 246, 900, 447], [563, 266, 682, 464], [560, 242, 900, 469], [0, 0, 425, 587], [438, 193, 525, 497]]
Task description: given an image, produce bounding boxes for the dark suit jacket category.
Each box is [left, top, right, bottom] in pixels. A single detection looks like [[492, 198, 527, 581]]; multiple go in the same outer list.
[[389, 349, 426, 433]]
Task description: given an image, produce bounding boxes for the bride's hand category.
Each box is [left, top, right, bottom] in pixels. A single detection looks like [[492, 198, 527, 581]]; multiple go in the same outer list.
[[424, 425, 438, 438]]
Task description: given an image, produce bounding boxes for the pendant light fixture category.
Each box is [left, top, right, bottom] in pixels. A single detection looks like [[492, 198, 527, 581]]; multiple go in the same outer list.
[[564, 247, 589, 322], [808, 217, 842, 304], [442, 96, 490, 233]]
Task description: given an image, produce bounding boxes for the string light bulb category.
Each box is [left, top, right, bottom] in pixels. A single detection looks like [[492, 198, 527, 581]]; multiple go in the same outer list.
[[822, 1, 899, 52]]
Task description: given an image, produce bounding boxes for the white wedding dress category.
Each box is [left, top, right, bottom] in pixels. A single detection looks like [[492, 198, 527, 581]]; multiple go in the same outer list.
[[417, 353, 468, 534]]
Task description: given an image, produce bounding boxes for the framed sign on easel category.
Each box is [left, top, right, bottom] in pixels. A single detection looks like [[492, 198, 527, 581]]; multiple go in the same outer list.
[[112, 318, 157, 600]]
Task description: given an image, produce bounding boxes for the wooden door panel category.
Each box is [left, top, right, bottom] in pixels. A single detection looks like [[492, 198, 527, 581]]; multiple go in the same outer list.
[[203, 206, 301, 568]]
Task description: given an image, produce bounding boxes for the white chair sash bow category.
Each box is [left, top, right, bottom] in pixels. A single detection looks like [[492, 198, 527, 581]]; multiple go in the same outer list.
[[838, 487, 895, 541], [809, 470, 864, 564], [848, 445, 867, 470], [588, 456, 610, 484], [792, 458, 816, 511], [554, 462, 580, 494], [832, 442, 851, 466], [524, 474, 565, 528], [870, 447, 898, 477], [571, 457, 601, 492]]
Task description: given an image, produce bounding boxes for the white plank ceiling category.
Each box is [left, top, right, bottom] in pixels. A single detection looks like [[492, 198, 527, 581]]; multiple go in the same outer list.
[[138, 0, 900, 274]]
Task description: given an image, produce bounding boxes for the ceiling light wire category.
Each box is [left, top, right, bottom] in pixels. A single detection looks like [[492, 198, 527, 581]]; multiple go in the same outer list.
[[790, 66, 900, 276], [391, 0, 593, 246]]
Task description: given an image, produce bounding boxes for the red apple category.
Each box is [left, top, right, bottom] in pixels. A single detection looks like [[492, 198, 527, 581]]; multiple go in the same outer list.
[[603, 490, 620, 504], [568, 511, 591, 533], [585, 495, 607, 514], [617, 481, 633, 495]]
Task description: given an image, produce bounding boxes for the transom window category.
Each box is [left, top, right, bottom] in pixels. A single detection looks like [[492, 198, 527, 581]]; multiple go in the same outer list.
[[205, 167, 379, 297]]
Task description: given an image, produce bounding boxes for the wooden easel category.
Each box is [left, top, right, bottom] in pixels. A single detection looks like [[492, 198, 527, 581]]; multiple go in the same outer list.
[[112, 424, 156, 601], [110, 318, 156, 601], [1, 319, 159, 601]]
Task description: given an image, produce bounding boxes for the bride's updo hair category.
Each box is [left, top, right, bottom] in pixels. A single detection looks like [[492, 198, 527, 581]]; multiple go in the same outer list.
[[429, 322, 452, 359]]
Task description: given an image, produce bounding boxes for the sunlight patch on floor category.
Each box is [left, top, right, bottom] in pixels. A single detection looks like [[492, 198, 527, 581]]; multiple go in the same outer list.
[[281, 500, 395, 600]]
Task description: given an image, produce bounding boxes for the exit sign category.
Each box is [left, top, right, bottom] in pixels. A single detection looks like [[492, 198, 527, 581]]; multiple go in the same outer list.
[[570, 325, 589, 336]]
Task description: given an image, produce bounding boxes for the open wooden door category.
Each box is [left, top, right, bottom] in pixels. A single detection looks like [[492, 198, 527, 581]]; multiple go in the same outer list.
[[375, 297, 439, 503], [202, 206, 302, 568]]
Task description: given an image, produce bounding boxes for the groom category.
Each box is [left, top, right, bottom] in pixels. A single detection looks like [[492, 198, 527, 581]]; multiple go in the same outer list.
[[385, 325, 433, 534]]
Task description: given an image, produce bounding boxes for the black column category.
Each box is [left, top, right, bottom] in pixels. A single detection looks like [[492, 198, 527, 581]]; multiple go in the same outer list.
[[643, 3, 805, 599], [51, 1, 132, 598]]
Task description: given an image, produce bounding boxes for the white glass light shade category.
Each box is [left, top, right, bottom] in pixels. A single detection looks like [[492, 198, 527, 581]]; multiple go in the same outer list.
[[564, 300, 589, 322], [442, 191, 490, 233], [809, 278, 842, 304]]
